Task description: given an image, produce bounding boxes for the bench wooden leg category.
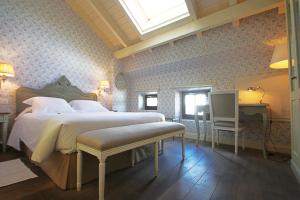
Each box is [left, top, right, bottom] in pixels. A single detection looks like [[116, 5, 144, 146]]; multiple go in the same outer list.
[[217, 130, 220, 145], [99, 159, 106, 200], [235, 130, 238, 155], [242, 132, 245, 150], [77, 150, 82, 191], [131, 149, 135, 167], [181, 134, 185, 160], [212, 129, 215, 150], [154, 142, 159, 177]]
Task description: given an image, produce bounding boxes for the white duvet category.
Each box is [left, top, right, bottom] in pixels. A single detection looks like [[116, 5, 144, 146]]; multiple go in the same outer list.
[[8, 112, 165, 163]]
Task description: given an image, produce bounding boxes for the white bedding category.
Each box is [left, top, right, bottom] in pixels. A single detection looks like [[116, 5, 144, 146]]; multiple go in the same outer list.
[[8, 112, 165, 163]]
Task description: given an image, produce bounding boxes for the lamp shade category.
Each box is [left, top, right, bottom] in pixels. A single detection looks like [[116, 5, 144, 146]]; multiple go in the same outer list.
[[270, 43, 288, 69], [100, 80, 110, 89], [0, 62, 15, 77]]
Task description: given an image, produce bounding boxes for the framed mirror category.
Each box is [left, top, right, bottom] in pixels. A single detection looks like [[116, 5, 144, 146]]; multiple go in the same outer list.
[[115, 73, 126, 90]]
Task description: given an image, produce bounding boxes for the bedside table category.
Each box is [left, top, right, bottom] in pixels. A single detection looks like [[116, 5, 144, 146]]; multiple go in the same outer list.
[[0, 113, 9, 152]]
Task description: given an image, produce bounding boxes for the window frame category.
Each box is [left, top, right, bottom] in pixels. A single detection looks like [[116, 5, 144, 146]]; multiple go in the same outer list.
[[144, 94, 158, 110], [181, 89, 211, 120]]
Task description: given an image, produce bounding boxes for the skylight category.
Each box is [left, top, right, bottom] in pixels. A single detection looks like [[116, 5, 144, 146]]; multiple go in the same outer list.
[[119, 0, 190, 35]]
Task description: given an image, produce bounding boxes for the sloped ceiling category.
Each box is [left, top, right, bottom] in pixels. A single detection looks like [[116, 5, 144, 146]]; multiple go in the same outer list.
[[66, 0, 285, 59]]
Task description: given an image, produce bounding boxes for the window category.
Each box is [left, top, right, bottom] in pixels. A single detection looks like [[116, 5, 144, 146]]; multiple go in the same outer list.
[[118, 0, 190, 35], [145, 94, 158, 110], [182, 89, 210, 119]]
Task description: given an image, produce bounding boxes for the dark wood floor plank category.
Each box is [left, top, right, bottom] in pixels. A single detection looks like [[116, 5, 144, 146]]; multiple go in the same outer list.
[[0, 140, 299, 200]]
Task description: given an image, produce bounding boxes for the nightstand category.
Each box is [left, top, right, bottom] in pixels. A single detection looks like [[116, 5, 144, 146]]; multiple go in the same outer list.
[[0, 113, 9, 152]]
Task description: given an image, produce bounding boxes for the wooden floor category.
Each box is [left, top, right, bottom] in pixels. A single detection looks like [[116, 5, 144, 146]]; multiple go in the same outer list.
[[0, 139, 300, 200]]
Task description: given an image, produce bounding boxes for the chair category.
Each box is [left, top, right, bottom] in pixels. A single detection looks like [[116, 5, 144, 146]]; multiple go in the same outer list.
[[208, 90, 244, 154], [194, 105, 209, 146]]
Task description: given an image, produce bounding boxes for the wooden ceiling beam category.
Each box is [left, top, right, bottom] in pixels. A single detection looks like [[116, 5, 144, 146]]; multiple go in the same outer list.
[[278, 4, 286, 15], [196, 32, 203, 39], [89, 0, 130, 47], [228, 0, 240, 28], [169, 41, 175, 47], [113, 0, 283, 59], [228, 0, 238, 6], [232, 20, 240, 28], [185, 0, 199, 20]]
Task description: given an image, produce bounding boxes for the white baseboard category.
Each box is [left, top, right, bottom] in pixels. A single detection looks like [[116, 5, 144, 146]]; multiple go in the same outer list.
[[291, 159, 300, 184], [183, 132, 291, 154]]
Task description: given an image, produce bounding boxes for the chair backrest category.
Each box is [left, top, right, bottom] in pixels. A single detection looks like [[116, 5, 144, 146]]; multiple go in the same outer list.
[[208, 90, 239, 126]]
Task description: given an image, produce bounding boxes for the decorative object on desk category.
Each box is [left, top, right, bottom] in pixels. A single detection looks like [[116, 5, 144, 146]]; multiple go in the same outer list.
[[270, 43, 288, 69], [247, 86, 265, 104], [115, 72, 126, 90], [0, 62, 15, 88]]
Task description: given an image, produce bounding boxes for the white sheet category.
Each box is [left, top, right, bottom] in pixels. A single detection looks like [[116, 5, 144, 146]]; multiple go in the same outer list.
[[8, 112, 165, 163]]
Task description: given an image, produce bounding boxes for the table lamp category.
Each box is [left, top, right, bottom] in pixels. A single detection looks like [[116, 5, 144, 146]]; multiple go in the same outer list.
[[270, 43, 288, 69], [98, 80, 110, 96], [247, 86, 265, 104], [0, 62, 15, 88]]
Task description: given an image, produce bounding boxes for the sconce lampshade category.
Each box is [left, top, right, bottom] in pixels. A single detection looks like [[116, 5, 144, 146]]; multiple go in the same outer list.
[[269, 43, 288, 69], [100, 80, 110, 89], [0, 62, 15, 77]]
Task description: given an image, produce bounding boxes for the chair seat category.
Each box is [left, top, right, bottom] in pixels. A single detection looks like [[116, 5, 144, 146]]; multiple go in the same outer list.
[[214, 121, 234, 127], [213, 121, 244, 131]]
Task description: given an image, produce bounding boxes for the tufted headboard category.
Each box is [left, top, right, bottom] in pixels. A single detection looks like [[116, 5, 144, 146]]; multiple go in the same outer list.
[[16, 76, 97, 115]]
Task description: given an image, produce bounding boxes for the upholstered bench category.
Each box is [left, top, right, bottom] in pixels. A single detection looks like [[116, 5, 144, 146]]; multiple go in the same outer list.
[[76, 122, 185, 200]]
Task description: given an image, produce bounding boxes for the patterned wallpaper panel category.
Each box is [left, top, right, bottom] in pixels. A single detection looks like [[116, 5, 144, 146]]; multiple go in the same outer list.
[[120, 10, 291, 153], [0, 0, 114, 114]]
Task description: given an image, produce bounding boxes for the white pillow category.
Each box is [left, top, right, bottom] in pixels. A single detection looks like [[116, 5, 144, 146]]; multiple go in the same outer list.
[[23, 97, 75, 114], [15, 106, 32, 121], [23, 98, 34, 106], [69, 100, 109, 112]]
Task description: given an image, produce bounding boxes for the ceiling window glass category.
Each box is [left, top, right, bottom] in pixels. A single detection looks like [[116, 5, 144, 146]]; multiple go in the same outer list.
[[119, 0, 190, 34]]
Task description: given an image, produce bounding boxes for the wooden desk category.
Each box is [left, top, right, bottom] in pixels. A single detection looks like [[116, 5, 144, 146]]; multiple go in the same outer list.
[[239, 104, 270, 158], [194, 104, 270, 158]]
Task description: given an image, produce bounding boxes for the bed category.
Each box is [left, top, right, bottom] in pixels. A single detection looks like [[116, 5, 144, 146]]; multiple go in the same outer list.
[[8, 76, 165, 189]]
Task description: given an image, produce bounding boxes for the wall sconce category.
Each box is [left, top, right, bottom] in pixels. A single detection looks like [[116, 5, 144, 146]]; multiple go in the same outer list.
[[98, 80, 110, 96], [270, 43, 288, 69], [247, 86, 265, 104], [0, 62, 15, 88]]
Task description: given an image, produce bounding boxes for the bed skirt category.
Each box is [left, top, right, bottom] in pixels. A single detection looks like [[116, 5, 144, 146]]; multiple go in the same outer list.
[[21, 142, 152, 190]]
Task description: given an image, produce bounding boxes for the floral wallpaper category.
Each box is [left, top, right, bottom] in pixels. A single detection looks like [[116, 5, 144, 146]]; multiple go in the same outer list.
[[120, 10, 291, 153], [0, 0, 114, 114]]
